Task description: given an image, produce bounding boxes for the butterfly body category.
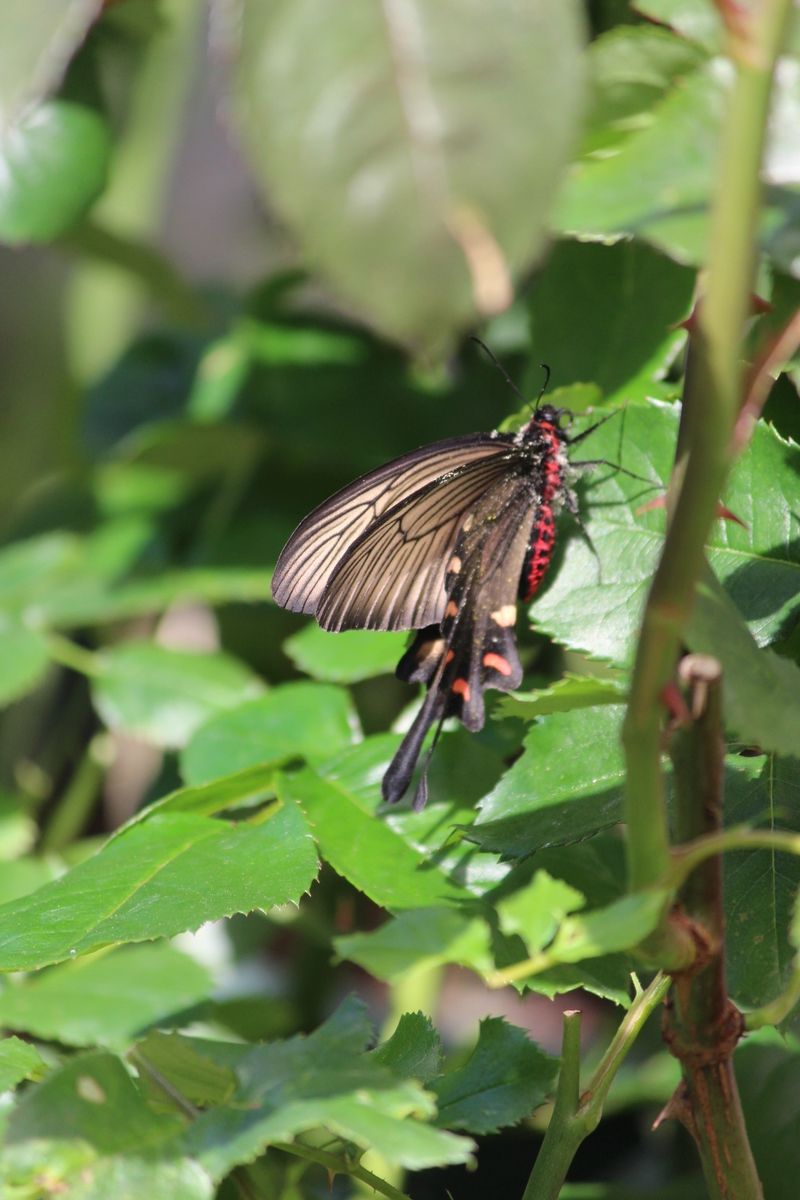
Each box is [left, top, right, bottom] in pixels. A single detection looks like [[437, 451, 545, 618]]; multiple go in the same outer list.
[[272, 403, 579, 808]]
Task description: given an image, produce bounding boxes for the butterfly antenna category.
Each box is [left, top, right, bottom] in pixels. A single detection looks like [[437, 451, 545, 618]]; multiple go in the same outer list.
[[536, 363, 551, 410], [469, 336, 527, 407]]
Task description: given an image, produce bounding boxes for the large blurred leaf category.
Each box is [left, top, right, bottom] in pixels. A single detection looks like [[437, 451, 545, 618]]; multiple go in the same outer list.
[[0, 780, 318, 971], [37, 565, 272, 629], [0, 94, 111, 244], [528, 240, 693, 403], [0, 1036, 47, 1092], [0, 943, 212, 1050], [229, 0, 586, 351], [91, 642, 264, 748], [181, 682, 359, 784], [2, 1050, 211, 1200], [469, 707, 627, 859], [0, 621, 50, 707], [0, 0, 103, 127]]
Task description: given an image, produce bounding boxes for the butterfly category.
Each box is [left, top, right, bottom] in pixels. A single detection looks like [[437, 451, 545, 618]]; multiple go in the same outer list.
[[272, 384, 611, 810]]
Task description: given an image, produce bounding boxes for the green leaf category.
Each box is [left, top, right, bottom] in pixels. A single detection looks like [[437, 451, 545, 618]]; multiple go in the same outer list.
[[372, 1012, 443, 1084], [0, 944, 213, 1049], [0, 96, 111, 244], [3, 1050, 212, 1200], [92, 643, 265, 749], [336, 907, 494, 981], [0, 1036, 47, 1091], [532, 405, 800, 665], [174, 998, 473, 1175], [315, 732, 513, 896], [181, 682, 359, 784], [0, 793, 318, 971], [0, 532, 81, 614], [723, 755, 800, 1010], [687, 573, 800, 757], [736, 1030, 800, 1200], [556, 62, 722, 263], [283, 623, 407, 683], [633, 0, 723, 51], [281, 768, 471, 910], [0, 620, 49, 706], [230, 0, 586, 351], [0, 858, 61, 906], [583, 24, 707, 155], [496, 871, 586, 950], [41, 566, 273, 629], [0, 792, 37, 861], [0, 0, 104, 125], [557, 58, 800, 276], [469, 707, 627, 858], [544, 889, 667, 966], [496, 674, 627, 720], [528, 240, 694, 403], [135, 1031, 237, 1110], [431, 1017, 558, 1134]]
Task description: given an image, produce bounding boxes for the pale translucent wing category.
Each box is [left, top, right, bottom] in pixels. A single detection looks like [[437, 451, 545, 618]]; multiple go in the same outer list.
[[314, 452, 521, 631], [272, 434, 513, 619]]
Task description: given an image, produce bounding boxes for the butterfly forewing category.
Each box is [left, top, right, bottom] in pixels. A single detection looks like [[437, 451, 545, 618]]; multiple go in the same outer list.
[[271, 433, 512, 619], [316, 451, 518, 632]]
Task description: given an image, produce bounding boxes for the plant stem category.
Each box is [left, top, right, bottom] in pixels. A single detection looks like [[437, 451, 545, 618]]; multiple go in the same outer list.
[[273, 1141, 411, 1200], [663, 658, 762, 1200], [62, 219, 209, 329], [39, 733, 111, 852], [621, 0, 794, 894], [44, 632, 102, 677], [670, 827, 800, 886], [522, 975, 670, 1200]]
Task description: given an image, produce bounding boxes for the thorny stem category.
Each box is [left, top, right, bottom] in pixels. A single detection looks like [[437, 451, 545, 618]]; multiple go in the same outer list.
[[663, 657, 762, 1200], [621, 0, 795, 906]]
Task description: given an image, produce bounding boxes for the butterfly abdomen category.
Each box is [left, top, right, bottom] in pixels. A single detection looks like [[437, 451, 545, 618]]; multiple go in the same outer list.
[[521, 503, 557, 600]]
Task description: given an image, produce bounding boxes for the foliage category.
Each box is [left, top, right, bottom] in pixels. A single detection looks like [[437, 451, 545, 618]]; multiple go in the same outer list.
[[0, 1, 798, 1198]]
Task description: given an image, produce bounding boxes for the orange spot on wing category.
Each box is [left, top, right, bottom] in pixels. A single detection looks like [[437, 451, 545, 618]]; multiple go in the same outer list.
[[445, 600, 459, 618], [445, 649, 455, 664], [483, 652, 512, 676], [451, 678, 471, 700]]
